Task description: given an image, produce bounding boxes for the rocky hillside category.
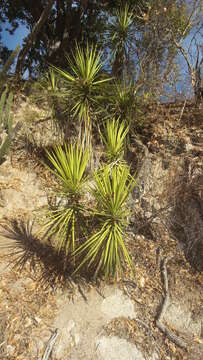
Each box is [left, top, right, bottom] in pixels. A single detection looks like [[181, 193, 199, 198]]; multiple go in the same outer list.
[[0, 97, 202, 360]]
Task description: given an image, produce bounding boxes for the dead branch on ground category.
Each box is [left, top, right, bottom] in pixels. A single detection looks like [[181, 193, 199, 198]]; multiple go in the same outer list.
[[156, 256, 188, 350], [41, 328, 59, 360]]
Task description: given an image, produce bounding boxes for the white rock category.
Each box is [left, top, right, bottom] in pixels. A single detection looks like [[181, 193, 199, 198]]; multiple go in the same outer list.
[[163, 302, 202, 337], [66, 319, 75, 332], [53, 286, 139, 359], [96, 336, 145, 360], [7, 345, 15, 356], [73, 333, 80, 346], [54, 320, 80, 359], [101, 289, 137, 320]]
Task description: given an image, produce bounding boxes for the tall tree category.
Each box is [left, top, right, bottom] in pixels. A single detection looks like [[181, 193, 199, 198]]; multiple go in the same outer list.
[[0, 1, 148, 77], [15, 0, 55, 76], [1, 0, 201, 102]]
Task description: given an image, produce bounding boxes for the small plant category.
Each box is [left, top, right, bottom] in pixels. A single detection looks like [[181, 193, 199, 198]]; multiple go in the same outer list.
[[0, 88, 14, 162], [29, 67, 59, 105], [42, 142, 89, 255], [73, 165, 135, 278], [102, 118, 129, 163], [107, 81, 137, 125]]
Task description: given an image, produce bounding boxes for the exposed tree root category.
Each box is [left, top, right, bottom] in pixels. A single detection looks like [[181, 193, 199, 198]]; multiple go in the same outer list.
[[156, 256, 188, 350], [41, 328, 59, 360]]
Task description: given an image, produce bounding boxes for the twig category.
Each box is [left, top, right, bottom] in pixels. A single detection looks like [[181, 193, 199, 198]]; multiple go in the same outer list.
[[156, 257, 187, 350], [96, 287, 106, 299], [156, 247, 163, 269], [41, 328, 59, 360], [129, 204, 173, 236], [122, 279, 137, 289], [135, 318, 151, 332], [0, 341, 5, 349], [78, 284, 88, 303], [178, 100, 187, 122]]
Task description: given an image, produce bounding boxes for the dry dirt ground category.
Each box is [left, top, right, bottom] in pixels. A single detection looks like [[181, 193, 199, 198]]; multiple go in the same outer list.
[[0, 98, 202, 359]]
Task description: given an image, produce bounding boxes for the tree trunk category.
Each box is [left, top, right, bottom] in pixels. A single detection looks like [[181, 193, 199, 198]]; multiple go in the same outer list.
[[15, 0, 55, 77]]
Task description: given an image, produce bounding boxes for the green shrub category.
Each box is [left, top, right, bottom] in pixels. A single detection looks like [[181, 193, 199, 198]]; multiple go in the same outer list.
[[73, 165, 135, 278]]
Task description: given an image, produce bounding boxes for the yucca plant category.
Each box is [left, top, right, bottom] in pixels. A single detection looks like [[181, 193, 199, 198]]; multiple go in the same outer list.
[[108, 81, 137, 125], [102, 118, 129, 163], [51, 43, 111, 150], [42, 142, 89, 255], [107, 4, 134, 78], [73, 166, 135, 278]]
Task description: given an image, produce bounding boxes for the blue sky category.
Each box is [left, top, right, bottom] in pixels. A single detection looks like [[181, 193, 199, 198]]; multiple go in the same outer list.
[[1, 22, 29, 50]]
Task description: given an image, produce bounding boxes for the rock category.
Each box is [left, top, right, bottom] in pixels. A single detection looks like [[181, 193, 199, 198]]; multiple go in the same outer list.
[[53, 286, 139, 359], [34, 316, 42, 324], [163, 302, 203, 337], [0, 163, 47, 218], [31, 338, 44, 358], [14, 100, 64, 148], [54, 320, 80, 360], [1, 188, 28, 210], [8, 279, 25, 295], [96, 336, 145, 360], [101, 289, 137, 320], [7, 345, 16, 356]]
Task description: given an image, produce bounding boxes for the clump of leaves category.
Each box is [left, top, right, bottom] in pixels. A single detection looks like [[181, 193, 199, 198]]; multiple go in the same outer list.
[[107, 4, 134, 78], [29, 67, 60, 105], [48, 67, 58, 92], [42, 142, 89, 255], [102, 118, 129, 163], [73, 165, 135, 278], [108, 81, 137, 125], [51, 43, 111, 149]]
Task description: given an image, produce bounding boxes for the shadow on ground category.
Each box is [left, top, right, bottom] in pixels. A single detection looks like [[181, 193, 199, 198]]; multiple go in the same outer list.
[[0, 219, 90, 289]]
